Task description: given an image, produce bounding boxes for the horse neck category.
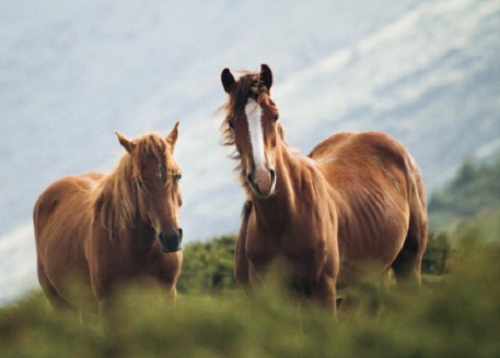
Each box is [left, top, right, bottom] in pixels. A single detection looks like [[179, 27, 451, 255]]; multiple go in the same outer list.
[[251, 138, 316, 231]]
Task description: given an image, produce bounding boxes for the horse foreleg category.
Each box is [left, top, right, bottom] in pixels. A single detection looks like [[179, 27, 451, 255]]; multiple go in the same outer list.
[[235, 201, 253, 295], [38, 261, 77, 316], [311, 274, 337, 319], [97, 297, 112, 321], [163, 285, 177, 306], [235, 230, 250, 287]]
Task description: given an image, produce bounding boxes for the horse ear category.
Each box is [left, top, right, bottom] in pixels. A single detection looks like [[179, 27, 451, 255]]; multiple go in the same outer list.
[[167, 122, 180, 152], [221, 68, 235, 93], [115, 132, 136, 153], [260, 64, 273, 91]]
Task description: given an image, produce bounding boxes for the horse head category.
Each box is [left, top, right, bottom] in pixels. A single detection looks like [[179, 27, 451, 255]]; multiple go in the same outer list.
[[220, 64, 280, 199], [115, 123, 183, 252]]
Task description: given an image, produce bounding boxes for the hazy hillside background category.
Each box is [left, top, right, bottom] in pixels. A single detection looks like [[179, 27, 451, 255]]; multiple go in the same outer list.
[[428, 156, 500, 230], [1, 0, 499, 302]]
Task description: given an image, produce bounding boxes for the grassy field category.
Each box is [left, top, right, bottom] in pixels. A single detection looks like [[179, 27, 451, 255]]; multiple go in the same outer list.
[[1, 214, 500, 358]]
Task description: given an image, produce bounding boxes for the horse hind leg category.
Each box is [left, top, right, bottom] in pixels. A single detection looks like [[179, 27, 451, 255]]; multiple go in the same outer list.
[[391, 213, 427, 291], [37, 260, 75, 314]]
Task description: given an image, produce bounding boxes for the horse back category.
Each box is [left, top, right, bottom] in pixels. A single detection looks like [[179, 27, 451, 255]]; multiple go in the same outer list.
[[310, 131, 420, 201]]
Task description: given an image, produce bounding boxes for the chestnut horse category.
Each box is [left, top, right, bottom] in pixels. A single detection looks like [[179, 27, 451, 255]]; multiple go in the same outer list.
[[34, 124, 183, 318], [220, 65, 427, 313]]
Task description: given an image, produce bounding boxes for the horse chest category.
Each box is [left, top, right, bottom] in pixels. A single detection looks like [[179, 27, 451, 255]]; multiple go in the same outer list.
[[246, 227, 328, 279], [285, 232, 329, 276], [246, 231, 279, 270], [89, 233, 163, 285]]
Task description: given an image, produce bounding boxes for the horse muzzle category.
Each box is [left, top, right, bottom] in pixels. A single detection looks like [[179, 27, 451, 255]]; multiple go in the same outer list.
[[159, 228, 183, 253], [247, 167, 276, 198]]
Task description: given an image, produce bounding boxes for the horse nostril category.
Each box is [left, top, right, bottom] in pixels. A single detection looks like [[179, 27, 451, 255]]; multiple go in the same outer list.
[[269, 169, 276, 182], [247, 173, 253, 183], [158, 230, 182, 253]]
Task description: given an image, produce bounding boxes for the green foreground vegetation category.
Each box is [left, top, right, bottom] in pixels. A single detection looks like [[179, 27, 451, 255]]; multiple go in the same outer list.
[[1, 217, 500, 358], [2, 156, 499, 357]]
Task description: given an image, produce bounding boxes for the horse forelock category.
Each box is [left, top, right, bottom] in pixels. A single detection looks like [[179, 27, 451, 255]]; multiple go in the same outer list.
[[135, 133, 168, 164]]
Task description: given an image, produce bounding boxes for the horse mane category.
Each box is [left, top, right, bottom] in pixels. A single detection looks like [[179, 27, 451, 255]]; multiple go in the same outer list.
[[91, 133, 169, 238]]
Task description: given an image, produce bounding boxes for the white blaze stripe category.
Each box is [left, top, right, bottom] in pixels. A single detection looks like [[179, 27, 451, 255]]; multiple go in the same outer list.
[[245, 99, 266, 169]]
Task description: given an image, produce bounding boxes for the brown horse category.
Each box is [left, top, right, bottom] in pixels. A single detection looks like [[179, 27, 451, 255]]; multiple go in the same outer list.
[[220, 64, 427, 313], [34, 123, 183, 318]]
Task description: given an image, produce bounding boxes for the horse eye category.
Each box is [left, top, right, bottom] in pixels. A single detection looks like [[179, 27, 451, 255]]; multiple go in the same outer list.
[[175, 173, 182, 181], [228, 119, 234, 129], [274, 115, 279, 122]]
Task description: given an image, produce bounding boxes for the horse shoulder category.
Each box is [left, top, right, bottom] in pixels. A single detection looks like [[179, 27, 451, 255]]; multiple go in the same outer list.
[[264, 161, 339, 280], [245, 213, 281, 273]]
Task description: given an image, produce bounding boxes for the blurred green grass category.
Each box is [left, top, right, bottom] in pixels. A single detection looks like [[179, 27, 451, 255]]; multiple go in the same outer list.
[[3, 156, 499, 357], [1, 213, 500, 358]]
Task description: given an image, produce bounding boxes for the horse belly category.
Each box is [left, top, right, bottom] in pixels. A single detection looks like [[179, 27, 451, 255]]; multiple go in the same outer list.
[[337, 202, 409, 284]]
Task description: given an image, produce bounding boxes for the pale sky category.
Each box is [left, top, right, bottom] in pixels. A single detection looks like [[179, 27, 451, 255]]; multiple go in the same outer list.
[[0, 0, 499, 302]]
